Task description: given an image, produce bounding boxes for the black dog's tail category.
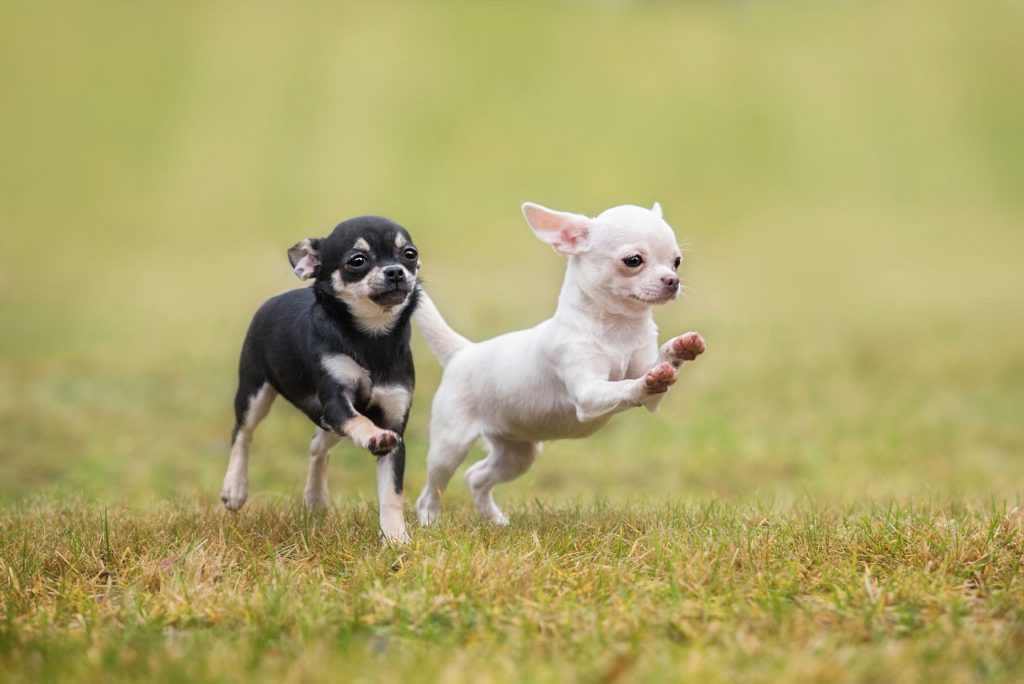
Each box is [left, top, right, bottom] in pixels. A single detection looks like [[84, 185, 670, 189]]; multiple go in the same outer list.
[[414, 288, 471, 367]]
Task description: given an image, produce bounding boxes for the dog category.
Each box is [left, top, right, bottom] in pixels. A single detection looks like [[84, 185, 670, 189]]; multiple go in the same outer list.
[[220, 215, 421, 542], [414, 202, 706, 526]]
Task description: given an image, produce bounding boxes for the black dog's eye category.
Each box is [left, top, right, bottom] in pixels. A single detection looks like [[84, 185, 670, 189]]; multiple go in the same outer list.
[[347, 255, 367, 269], [622, 255, 644, 268], [673, 256, 682, 269], [402, 248, 418, 262]]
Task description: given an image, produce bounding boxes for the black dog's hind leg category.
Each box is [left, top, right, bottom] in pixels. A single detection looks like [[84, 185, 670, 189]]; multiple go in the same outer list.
[[221, 368, 277, 511], [303, 428, 341, 510]]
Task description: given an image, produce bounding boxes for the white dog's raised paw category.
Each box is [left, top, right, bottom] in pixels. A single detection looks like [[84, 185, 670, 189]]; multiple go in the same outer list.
[[644, 362, 678, 394], [669, 332, 706, 362]]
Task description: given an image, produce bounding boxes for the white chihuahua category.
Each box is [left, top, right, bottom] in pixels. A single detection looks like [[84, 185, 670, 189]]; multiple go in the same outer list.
[[414, 202, 706, 525]]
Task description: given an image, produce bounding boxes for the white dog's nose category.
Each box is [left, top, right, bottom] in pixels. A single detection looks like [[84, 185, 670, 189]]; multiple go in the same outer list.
[[661, 275, 679, 289]]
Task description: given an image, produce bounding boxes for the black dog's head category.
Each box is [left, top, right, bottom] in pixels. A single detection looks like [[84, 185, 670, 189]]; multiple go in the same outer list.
[[288, 216, 420, 332]]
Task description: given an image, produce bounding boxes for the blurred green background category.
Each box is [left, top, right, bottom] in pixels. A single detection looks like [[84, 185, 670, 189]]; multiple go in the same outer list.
[[1, 0, 1021, 506]]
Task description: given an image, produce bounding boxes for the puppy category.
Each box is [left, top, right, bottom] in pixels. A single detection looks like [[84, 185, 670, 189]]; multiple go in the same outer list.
[[414, 202, 706, 526], [220, 216, 421, 542]]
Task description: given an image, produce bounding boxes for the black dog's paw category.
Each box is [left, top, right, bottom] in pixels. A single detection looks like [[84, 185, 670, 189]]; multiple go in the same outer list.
[[220, 479, 247, 511], [367, 430, 402, 455]]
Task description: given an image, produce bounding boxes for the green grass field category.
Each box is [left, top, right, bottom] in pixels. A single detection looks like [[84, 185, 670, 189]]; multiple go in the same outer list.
[[1, 1, 1023, 681]]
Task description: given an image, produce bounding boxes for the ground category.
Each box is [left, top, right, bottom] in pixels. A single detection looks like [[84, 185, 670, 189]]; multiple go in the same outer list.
[[2, 501, 1023, 683], [1, 1, 1023, 682]]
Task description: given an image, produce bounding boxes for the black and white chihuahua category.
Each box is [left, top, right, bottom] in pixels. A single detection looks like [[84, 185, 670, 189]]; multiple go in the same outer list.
[[221, 216, 420, 542]]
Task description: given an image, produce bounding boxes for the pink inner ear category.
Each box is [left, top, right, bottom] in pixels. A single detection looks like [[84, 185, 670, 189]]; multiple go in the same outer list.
[[293, 254, 319, 279], [557, 223, 588, 250], [523, 204, 590, 254]]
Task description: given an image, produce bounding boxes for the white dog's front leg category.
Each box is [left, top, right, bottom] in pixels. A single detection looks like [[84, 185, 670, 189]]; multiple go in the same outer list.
[[640, 332, 707, 413], [566, 365, 677, 422], [659, 332, 707, 368], [642, 388, 668, 413], [571, 378, 645, 422]]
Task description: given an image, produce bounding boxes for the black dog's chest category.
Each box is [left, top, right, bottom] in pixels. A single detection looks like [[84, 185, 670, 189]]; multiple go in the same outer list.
[[351, 383, 383, 422], [241, 286, 416, 432]]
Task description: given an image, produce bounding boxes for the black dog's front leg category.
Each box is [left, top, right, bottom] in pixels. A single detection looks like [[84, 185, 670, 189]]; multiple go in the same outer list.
[[313, 379, 409, 541], [364, 394, 412, 543], [373, 440, 408, 542], [319, 381, 401, 456]]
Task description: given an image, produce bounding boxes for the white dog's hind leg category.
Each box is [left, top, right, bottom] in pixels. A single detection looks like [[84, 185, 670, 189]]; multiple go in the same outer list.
[[303, 428, 341, 510], [416, 429, 476, 526], [221, 383, 277, 511], [465, 439, 539, 526]]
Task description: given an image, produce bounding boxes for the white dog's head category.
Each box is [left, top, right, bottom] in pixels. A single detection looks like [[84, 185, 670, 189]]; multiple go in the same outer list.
[[522, 201, 683, 314]]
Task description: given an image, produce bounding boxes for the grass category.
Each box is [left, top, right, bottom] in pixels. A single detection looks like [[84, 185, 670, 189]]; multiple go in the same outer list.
[[2, 499, 1023, 683], [1, 0, 1023, 681]]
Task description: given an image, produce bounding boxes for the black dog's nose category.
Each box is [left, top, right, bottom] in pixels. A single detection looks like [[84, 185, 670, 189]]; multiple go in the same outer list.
[[383, 266, 405, 283]]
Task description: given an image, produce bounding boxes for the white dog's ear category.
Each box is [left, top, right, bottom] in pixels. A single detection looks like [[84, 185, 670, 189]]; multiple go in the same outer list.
[[287, 238, 322, 280], [521, 202, 591, 255], [651, 202, 663, 219]]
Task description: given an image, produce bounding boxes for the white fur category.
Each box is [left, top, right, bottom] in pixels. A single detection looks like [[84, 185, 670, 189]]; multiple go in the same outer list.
[[376, 453, 409, 543], [353, 238, 371, 251], [221, 383, 278, 510], [414, 288, 470, 365], [321, 353, 370, 390], [415, 202, 704, 526], [371, 384, 412, 424], [303, 428, 341, 509]]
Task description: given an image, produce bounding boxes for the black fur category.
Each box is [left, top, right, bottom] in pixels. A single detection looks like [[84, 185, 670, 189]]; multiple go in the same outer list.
[[230, 216, 420, 498]]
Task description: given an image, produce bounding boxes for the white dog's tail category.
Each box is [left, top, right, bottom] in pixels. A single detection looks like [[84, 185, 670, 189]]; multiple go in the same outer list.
[[414, 288, 471, 367]]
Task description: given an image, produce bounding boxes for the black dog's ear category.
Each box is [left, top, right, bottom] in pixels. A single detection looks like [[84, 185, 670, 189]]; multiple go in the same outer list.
[[287, 238, 321, 280]]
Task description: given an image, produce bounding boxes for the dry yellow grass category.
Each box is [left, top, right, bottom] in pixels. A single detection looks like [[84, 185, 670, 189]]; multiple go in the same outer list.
[[2, 499, 1023, 682]]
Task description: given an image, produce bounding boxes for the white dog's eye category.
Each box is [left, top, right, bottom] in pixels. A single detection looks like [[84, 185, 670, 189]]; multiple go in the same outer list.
[[622, 255, 643, 268], [673, 256, 682, 270]]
